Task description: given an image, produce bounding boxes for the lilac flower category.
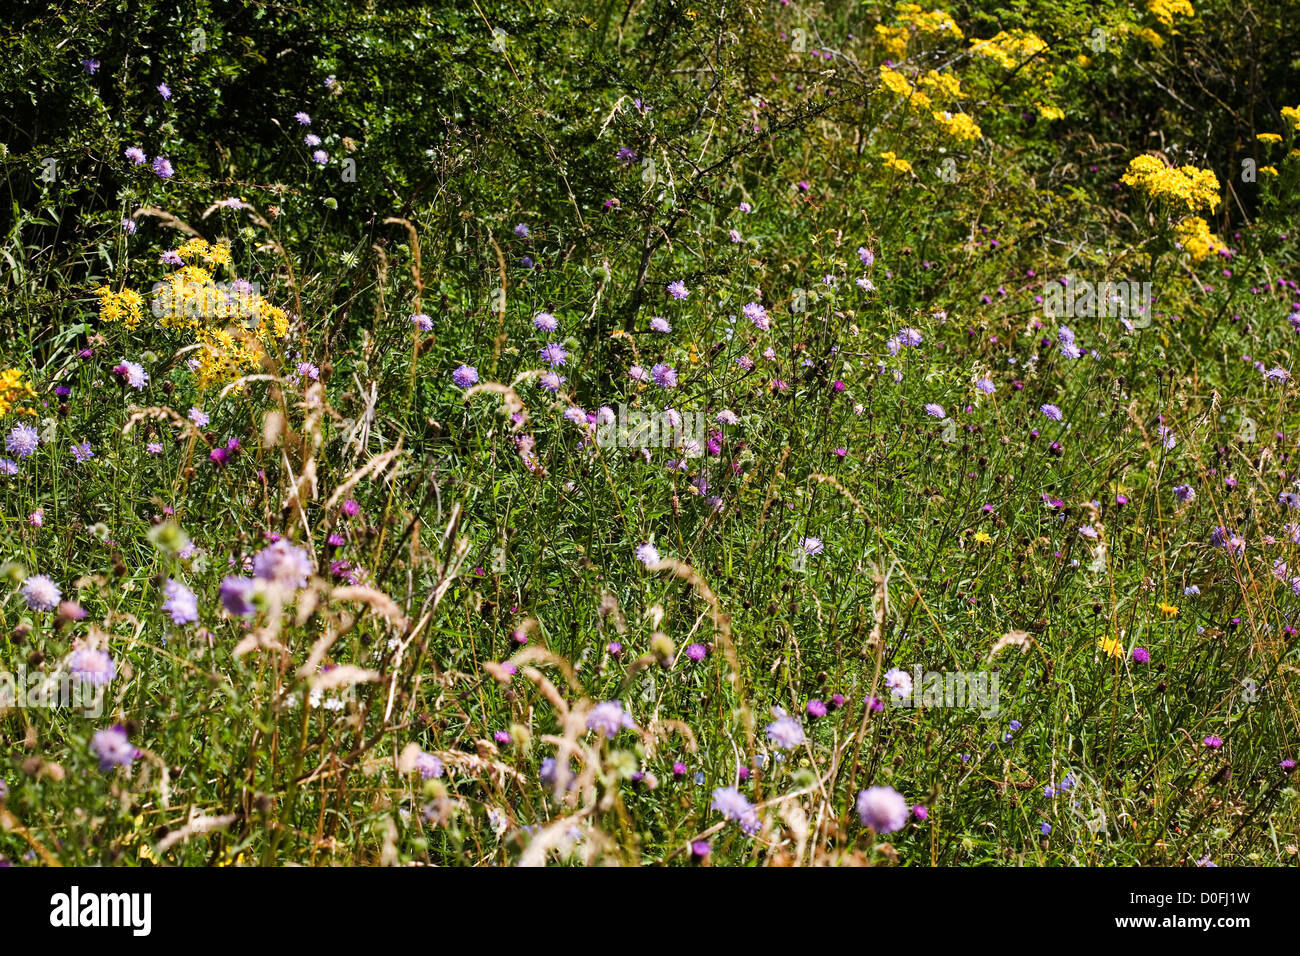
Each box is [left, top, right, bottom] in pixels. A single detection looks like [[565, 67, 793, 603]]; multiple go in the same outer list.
[[121, 361, 148, 390], [799, 536, 824, 556], [1265, 367, 1290, 383], [294, 111, 311, 125], [858, 246, 875, 267], [146, 442, 162, 455], [157, 82, 171, 100], [92, 725, 140, 770], [414, 751, 444, 779], [975, 376, 995, 393], [807, 699, 828, 718], [21, 575, 61, 612], [897, 327, 922, 347], [587, 700, 634, 738], [0, 458, 16, 475], [651, 363, 678, 388], [712, 786, 759, 834], [6, 424, 39, 458], [252, 539, 314, 591], [514, 223, 530, 237], [739, 201, 752, 213], [1040, 403, 1063, 421], [855, 785, 909, 833], [303, 134, 322, 148], [539, 371, 564, 392], [312, 150, 328, 164], [189, 408, 209, 427], [743, 302, 769, 330], [124, 146, 146, 165], [452, 365, 478, 388], [219, 576, 259, 616], [667, 280, 689, 300], [152, 156, 174, 178], [533, 311, 557, 332], [410, 313, 433, 332], [81, 58, 99, 74], [884, 667, 913, 698], [635, 543, 660, 566], [1203, 735, 1223, 749], [71, 442, 94, 463], [296, 362, 320, 381], [616, 146, 638, 165], [539, 343, 568, 366], [163, 579, 199, 625], [68, 648, 115, 687], [649, 316, 671, 333], [924, 403, 946, 418], [765, 714, 806, 749], [161, 250, 183, 265], [1174, 484, 1195, 503]]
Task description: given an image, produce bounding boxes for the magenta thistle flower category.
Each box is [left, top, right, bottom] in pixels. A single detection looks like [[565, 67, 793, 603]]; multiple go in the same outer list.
[[685, 642, 707, 661], [1203, 735, 1223, 749], [1131, 647, 1150, 664]]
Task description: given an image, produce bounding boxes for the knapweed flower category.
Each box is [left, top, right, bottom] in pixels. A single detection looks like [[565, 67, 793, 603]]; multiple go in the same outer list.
[[855, 785, 909, 833], [1132, 647, 1150, 664], [414, 751, 444, 779], [452, 365, 478, 388], [651, 363, 678, 388], [807, 699, 828, 718], [685, 643, 707, 662], [152, 156, 174, 178], [163, 578, 199, 625], [1040, 403, 1063, 421], [883, 667, 913, 698], [411, 313, 433, 331], [92, 725, 139, 770], [765, 714, 806, 749], [533, 311, 557, 332], [586, 700, 634, 738], [252, 539, 314, 592], [6, 424, 39, 458], [1203, 735, 1223, 749], [21, 575, 61, 611], [68, 648, 115, 687], [667, 280, 689, 300], [635, 543, 660, 567], [711, 786, 759, 834]]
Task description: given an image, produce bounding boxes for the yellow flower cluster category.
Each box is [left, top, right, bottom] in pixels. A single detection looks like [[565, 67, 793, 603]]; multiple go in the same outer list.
[[1175, 217, 1225, 261], [93, 286, 146, 329], [931, 110, 981, 141], [1137, 27, 1165, 47], [1282, 106, 1300, 132], [969, 30, 1047, 70], [1037, 103, 1065, 121], [894, 4, 963, 39], [874, 25, 909, 60], [0, 368, 36, 417], [918, 69, 964, 101], [1257, 133, 1282, 144], [880, 151, 914, 174], [1147, 0, 1194, 27], [1120, 155, 1221, 212], [879, 65, 930, 110]]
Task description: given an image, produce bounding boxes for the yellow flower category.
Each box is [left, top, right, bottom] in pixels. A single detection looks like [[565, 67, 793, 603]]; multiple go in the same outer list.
[[973, 530, 992, 545], [1260, 165, 1278, 176], [895, 4, 963, 39], [0, 369, 36, 417], [878, 66, 931, 110], [1256, 133, 1283, 144], [1147, 0, 1195, 28], [918, 69, 964, 101], [969, 30, 1047, 70], [1281, 105, 1300, 131], [1098, 635, 1123, 659], [1174, 217, 1226, 262], [879, 151, 914, 175], [1137, 27, 1165, 47], [931, 110, 981, 141], [93, 285, 146, 329], [1158, 602, 1179, 617], [875, 24, 909, 61], [1121, 155, 1220, 212], [1037, 103, 1064, 121]]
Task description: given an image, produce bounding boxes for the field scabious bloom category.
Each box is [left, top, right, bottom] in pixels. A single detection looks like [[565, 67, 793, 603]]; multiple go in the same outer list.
[[712, 786, 759, 834], [21, 575, 61, 611], [539, 343, 568, 366], [533, 311, 557, 332], [253, 539, 314, 592], [92, 725, 139, 770], [855, 785, 909, 833], [6, 423, 39, 458], [635, 543, 660, 566], [163, 579, 199, 624], [415, 751, 444, 779], [452, 365, 478, 388], [1040, 403, 1063, 421], [68, 647, 115, 687], [651, 363, 678, 388], [884, 667, 913, 697], [667, 280, 689, 300], [586, 700, 634, 738], [765, 713, 805, 749], [152, 156, 174, 178]]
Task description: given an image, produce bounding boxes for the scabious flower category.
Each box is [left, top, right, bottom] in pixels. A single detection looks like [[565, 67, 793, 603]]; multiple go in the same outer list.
[[743, 302, 770, 330], [0, 458, 17, 475], [91, 725, 139, 770], [667, 280, 689, 300], [586, 700, 634, 738], [855, 785, 909, 833], [539, 343, 568, 366], [68, 648, 115, 687], [188, 407, 210, 428], [82, 58, 100, 74], [120, 361, 148, 389], [858, 246, 875, 267], [414, 751, 444, 779], [635, 543, 660, 567], [312, 150, 328, 164], [533, 311, 558, 332], [924, 403, 946, 418], [125, 146, 146, 165], [765, 714, 806, 749], [163, 578, 199, 625], [20, 574, 60, 613], [800, 536, 824, 556], [6, 424, 39, 458], [711, 786, 759, 834], [651, 363, 678, 388], [1174, 483, 1195, 503], [897, 327, 922, 347], [975, 376, 995, 394], [1040, 403, 1063, 421], [252, 539, 314, 592], [883, 667, 913, 698], [70, 442, 93, 464], [152, 156, 174, 178], [649, 316, 671, 333], [452, 365, 478, 389], [411, 313, 433, 331], [294, 111, 311, 125], [219, 576, 259, 616]]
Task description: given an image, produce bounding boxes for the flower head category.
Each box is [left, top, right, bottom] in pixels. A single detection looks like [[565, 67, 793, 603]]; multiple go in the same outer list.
[[21, 574, 61, 611], [855, 785, 909, 833]]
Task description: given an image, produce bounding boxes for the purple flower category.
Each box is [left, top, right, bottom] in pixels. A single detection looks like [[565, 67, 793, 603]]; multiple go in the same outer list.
[[252, 539, 314, 592], [711, 786, 759, 834], [685, 643, 707, 661], [124, 146, 146, 165], [295, 111, 311, 125], [415, 751, 444, 779], [858, 246, 875, 267], [81, 58, 100, 74], [152, 156, 174, 178], [120, 360, 148, 390], [765, 714, 806, 749], [411, 313, 433, 331], [533, 311, 557, 332], [743, 302, 770, 330], [586, 700, 635, 738], [667, 280, 689, 300], [312, 150, 328, 164], [188, 408, 209, 428], [452, 364, 478, 389], [163, 578, 199, 625], [1203, 735, 1223, 749], [91, 725, 139, 770], [219, 576, 259, 616], [68, 648, 115, 687], [539, 342, 568, 366], [924, 403, 946, 419], [855, 785, 909, 833], [71, 442, 94, 463], [514, 223, 530, 237], [157, 82, 171, 100], [5, 424, 39, 459], [807, 699, 827, 718], [1040, 404, 1063, 421], [649, 316, 671, 333], [1132, 646, 1150, 664], [1173, 484, 1195, 503], [22, 575, 62, 612], [635, 543, 660, 566], [651, 363, 678, 388]]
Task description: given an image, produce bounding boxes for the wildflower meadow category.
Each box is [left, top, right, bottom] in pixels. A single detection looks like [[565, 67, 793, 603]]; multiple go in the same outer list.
[[1, 0, 1298, 887]]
